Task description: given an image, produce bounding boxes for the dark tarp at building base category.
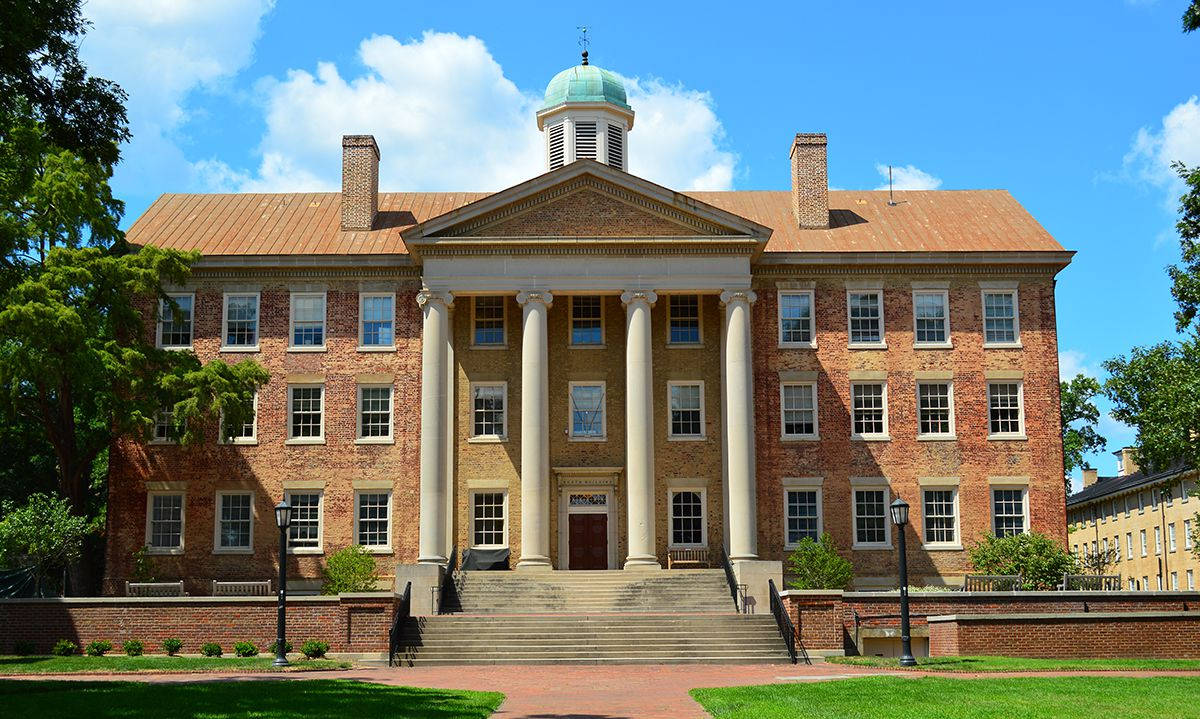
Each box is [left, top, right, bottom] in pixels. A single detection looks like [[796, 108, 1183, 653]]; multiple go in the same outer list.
[[461, 548, 510, 571]]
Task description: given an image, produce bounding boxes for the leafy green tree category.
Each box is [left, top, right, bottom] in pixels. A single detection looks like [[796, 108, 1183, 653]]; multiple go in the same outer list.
[[321, 546, 382, 594], [1103, 339, 1200, 474], [0, 493, 92, 594], [1060, 373, 1106, 494], [1185, 1, 1200, 33], [1167, 163, 1200, 331], [967, 532, 1078, 590], [785, 532, 854, 590]]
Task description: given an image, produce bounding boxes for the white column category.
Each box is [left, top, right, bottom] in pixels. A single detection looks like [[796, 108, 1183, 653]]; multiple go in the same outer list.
[[721, 289, 759, 561], [417, 290, 453, 564], [621, 290, 661, 569], [516, 290, 554, 570]]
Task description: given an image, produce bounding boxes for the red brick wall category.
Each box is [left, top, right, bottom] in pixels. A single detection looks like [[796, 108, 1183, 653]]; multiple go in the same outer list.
[[930, 613, 1200, 658], [0, 594, 395, 654], [783, 591, 845, 650]]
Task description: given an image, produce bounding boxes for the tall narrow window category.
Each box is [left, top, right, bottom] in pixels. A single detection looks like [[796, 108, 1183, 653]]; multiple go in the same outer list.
[[569, 383, 606, 439], [917, 382, 954, 437], [606, 123, 624, 169], [471, 383, 506, 439], [1155, 526, 1162, 555], [222, 293, 259, 349], [785, 489, 821, 546], [1140, 529, 1147, 556], [913, 290, 949, 346], [472, 297, 505, 346], [288, 385, 324, 441], [853, 488, 889, 546], [1169, 523, 1178, 552], [988, 382, 1024, 437], [780, 382, 818, 439], [290, 293, 326, 348], [983, 289, 1019, 345], [923, 488, 958, 546], [668, 295, 701, 344], [668, 382, 704, 438], [286, 492, 322, 551], [220, 392, 257, 444], [215, 492, 252, 551], [355, 492, 391, 550], [851, 382, 887, 439], [548, 123, 565, 169], [360, 293, 395, 348], [847, 290, 883, 345], [778, 291, 815, 347], [992, 488, 1027, 537], [670, 490, 705, 547], [152, 407, 180, 444], [1186, 520, 1193, 550], [158, 294, 194, 349], [1127, 532, 1134, 560], [575, 122, 598, 160], [471, 492, 507, 547], [146, 493, 184, 552], [357, 385, 393, 441], [570, 296, 603, 345]]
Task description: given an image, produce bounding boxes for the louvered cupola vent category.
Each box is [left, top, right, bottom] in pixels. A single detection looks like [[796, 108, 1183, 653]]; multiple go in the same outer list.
[[575, 122, 598, 160], [606, 124, 624, 170], [548, 123, 565, 170]]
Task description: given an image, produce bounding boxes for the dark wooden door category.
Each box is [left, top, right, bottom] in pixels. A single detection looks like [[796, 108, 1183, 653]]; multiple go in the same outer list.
[[568, 513, 608, 570]]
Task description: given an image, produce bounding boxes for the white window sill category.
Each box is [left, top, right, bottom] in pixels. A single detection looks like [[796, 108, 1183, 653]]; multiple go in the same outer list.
[[220, 345, 260, 353], [220, 439, 258, 446], [781, 434, 820, 442], [914, 342, 952, 350], [852, 543, 893, 551], [983, 342, 1023, 349], [288, 346, 327, 353], [361, 545, 393, 555], [357, 345, 396, 353], [288, 547, 323, 555], [851, 435, 891, 442], [569, 344, 607, 350], [779, 342, 817, 350], [668, 544, 708, 550], [285, 438, 326, 445], [467, 436, 506, 444], [922, 544, 963, 552], [354, 437, 395, 445], [917, 434, 957, 442], [987, 434, 1028, 441], [848, 341, 887, 350], [667, 342, 704, 349], [469, 344, 508, 351], [213, 548, 254, 555], [158, 345, 194, 352], [667, 435, 707, 442], [472, 545, 509, 551], [146, 547, 183, 556], [568, 436, 607, 442]]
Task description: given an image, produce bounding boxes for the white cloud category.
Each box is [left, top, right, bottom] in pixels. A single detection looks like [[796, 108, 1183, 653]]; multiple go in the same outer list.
[[1059, 349, 1098, 380], [1123, 96, 1200, 209], [873, 163, 942, 191], [200, 32, 738, 193]]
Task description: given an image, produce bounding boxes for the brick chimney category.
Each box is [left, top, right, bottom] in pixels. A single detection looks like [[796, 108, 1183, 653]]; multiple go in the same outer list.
[[790, 133, 829, 229], [1115, 447, 1140, 477], [341, 135, 379, 231], [1082, 467, 1098, 488]]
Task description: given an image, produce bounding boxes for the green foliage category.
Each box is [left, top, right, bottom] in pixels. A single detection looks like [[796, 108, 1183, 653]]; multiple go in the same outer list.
[[0, 493, 93, 589], [1103, 338, 1200, 473], [320, 545, 381, 594], [785, 532, 854, 590], [967, 532, 1077, 590], [130, 545, 156, 582], [1060, 374, 1106, 491], [1186, 1, 1200, 33], [12, 640, 34, 655], [268, 640, 293, 655], [200, 642, 222, 658], [233, 641, 258, 658], [121, 640, 143, 657], [52, 639, 76, 656], [300, 640, 329, 659], [1168, 162, 1200, 330], [161, 638, 182, 656], [84, 639, 111, 656]]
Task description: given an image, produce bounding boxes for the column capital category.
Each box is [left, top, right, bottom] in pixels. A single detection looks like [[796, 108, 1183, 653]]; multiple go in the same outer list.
[[416, 289, 453, 308], [516, 290, 554, 308], [620, 289, 658, 307], [719, 289, 758, 306]]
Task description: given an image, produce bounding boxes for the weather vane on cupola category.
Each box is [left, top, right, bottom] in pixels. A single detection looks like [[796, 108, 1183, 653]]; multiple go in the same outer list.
[[577, 25, 590, 65]]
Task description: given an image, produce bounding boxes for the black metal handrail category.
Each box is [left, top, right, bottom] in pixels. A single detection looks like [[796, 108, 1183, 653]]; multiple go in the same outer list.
[[768, 578, 807, 664], [437, 546, 458, 615], [388, 580, 412, 667], [719, 549, 742, 613]]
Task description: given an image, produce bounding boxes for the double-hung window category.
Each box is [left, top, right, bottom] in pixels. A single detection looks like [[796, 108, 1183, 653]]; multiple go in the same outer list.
[[922, 487, 959, 547], [355, 491, 391, 551], [784, 486, 822, 547], [778, 291, 815, 347], [992, 487, 1027, 537], [847, 290, 884, 346], [913, 290, 950, 347], [987, 382, 1024, 438], [290, 292, 326, 349], [146, 492, 184, 553], [220, 392, 257, 444], [917, 382, 954, 438], [1186, 520, 1194, 551], [152, 406, 180, 444], [471, 491, 507, 548], [215, 492, 253, 552], [982, 288, 1020, 346], [359, 293, 395, 349], [668, 382, 705, 439], [287, 385, 324, 442], [1140, 529, 1148, 557], [668, 295, 701, 345], [222, 293, 259, 350], [472, 297, 506, 346], [357, 385, 393, 442], [853, 485, 890, 548], [286, 492, 322, 552], [780, 382, 818, 439], [157, 293, 194, 349], [1127, 532, 1134, 560], [851, 382, 888, 439], [669, 489, 706, 547], [470, 383, 506, 439], [1169, 523, 1177, 553], [570, 296, 604, 346], [1155, 526, 1162, 555], [569, 382, 606, 439]]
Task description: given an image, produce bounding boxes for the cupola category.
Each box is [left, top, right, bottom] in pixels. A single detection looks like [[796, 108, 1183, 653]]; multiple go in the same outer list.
[[536, 52, 634, 172]]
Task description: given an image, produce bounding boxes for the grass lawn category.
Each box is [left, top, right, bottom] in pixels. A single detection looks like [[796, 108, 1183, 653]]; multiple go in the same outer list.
[[0, 655, 352, 674], [692, 676, 1196, 719], [0, 679, 503, 718], [825, 655, 1200, 672]]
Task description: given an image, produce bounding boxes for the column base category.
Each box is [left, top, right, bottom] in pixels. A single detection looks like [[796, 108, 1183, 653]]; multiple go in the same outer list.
[[515, 556, 553, 571], [417, 554, 448, 565], [728, 553, 760, 562], [623, 555, 662, 570]]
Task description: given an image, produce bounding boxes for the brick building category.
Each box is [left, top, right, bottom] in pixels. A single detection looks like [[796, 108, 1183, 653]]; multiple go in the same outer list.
[[105, 59, 1072, 595]]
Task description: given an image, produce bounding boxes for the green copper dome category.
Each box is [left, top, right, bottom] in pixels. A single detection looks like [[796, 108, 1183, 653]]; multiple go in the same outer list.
[[540, 64, 630, 112]]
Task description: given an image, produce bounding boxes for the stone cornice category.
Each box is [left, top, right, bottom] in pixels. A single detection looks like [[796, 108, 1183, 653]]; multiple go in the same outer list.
[[419, 239, 760, 258], [752, 263, 1060, 277], [191, 267, 420, 280]]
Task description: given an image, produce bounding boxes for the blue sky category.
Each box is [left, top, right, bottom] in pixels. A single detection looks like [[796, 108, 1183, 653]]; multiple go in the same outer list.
[[78, 1, 1200, 486]]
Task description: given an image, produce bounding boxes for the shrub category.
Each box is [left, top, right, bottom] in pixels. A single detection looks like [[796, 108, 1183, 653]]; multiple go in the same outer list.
[[300, 640, 329, 659], [131, 545, 157, 582], [123, 639, 144, 657], [268, 640, 293, 655], [320, 545, 380, 594], [12, 640, 34, 656], [85, 640, 112, 656], [967, 531, 1077, 590], [161, 638, 183, 655], [785, 533, 854, 590], [51, 639, 77, 656], [200, 642, 223, 657], [233, 641, 259, 657]]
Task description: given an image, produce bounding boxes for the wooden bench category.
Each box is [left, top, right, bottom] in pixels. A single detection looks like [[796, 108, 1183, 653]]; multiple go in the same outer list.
[[961, 574, 1022, 592], [668, 548, 709, 569], [125, 581, 185, 597], [1059, 574, 1121, 591], [211, 580, 272, 597]]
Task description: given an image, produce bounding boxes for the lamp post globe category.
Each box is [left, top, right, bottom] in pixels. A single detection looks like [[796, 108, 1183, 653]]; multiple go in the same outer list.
[[274, 500, 292, 667], [890, 497, 917, 667]]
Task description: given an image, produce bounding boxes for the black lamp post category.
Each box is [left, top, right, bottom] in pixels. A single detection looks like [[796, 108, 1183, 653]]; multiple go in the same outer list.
[[890, 497, 917, 667], [273, 500, 292, 668]]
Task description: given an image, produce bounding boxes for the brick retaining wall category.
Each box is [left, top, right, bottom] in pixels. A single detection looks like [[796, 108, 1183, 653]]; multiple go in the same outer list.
[[0, 593, 395, 655], [928, 612, 1200, 658]]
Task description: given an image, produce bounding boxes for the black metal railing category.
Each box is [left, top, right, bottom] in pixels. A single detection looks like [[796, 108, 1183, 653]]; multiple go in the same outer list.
[[719, 549, 743, 613], [436, 547, 458, 615], [388, 580, 412, 667], [769, 578, 807, 664]]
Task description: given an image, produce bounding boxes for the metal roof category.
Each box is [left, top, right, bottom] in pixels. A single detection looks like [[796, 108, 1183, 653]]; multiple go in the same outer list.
[[1066, 461, 1192, 507]]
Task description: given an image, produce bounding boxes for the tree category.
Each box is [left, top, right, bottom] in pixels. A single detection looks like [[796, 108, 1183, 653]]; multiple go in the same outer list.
[[785, 532, 854, 590], [1060, 373, 1106, 493], [967, 532, 1078, 590], [1167, 163, 1200, 331], [1185, 1, 1200, 33], [1103, 339, 1200, 474], [321, 546, 382, 594], [0, 493, 92, 595]]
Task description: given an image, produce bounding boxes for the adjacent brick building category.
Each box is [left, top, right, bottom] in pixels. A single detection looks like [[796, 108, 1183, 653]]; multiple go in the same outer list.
[[104, 58, 1072, 594]]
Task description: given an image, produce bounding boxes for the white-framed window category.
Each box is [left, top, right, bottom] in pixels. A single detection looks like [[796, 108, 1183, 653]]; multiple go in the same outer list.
[[145, 492, 184, 553], [1143, 576, 1150, 591], [1130, 578, 1137, 591], [285, 491, 323, 552], [668, 295, 702, 345], [1169, 523, 1177, 553], [1127, 532, 1134, 560], [214, 491, 253, 553], [1186, 519, 1193, 550], [470, 491, 508, 548], [359, 292, 395, 349], [1124, 495, 1131, 517], [221, 293, 259, 350], [982, 289, 1020, 346], [922, 488, 959, 547], [287, 384, 324, 442], [1113, 535, 1120, 563], [987, 382, 1025, 438], [156, 293, 194, 349], [357, 385, 393, 442], [991, 487, 1027, 537], [912, 290, 950, 347], [470, 382, 507, 439], [847, 290, 884, 346], [853, 486, 891, 548], [667, 381, 705, 439], [778, 290, 815, 348], [784, 488, 822, 548], [1154, 526, 1162, 555], [472, 296, 506, 347], [780, 382, 818, 439], [568, 382, 606, 439], [1158, 575, 1164, 591], [1140, 529, 1148, 557], [1173, 572, 1181, 590], [354, 491, 392, 552], [220, 392, 257, 445], [1139, 491, 1146, 514], [570, 296, 604, 346], [917, 381, 954, 438], [289, 292, 326, 350], [850, 382, 888, 439], [151, 406, 180, 444], [1189, 570, 1195, 590], [669, 488, 707, 548]]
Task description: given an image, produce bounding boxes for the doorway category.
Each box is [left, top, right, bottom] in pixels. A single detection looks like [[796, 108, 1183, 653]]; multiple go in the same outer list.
[[561, 489, 616, 569]]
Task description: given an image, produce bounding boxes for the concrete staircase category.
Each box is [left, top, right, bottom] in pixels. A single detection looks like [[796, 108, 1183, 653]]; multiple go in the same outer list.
[[392, 569, 793, 665]]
